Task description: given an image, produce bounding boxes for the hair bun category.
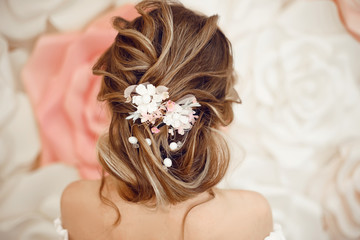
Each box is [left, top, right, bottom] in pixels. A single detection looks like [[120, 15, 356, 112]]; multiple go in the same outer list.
[[93, 0, 239, 207]]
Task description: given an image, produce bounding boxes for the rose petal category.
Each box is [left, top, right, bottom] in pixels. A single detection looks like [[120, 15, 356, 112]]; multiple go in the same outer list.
[[9, 0, 63, 19], [0, 37, 16, 126], [23, 5, 138, 179], [49, 0, 113, 31], [0, 1, 47, 42]]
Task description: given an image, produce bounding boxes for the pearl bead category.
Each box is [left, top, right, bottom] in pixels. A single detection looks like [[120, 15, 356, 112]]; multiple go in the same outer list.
[[128, 136, 138, 144], [169, 142, 178, 151], [145, 138, 152, 145], [163, 158, 172, 167]]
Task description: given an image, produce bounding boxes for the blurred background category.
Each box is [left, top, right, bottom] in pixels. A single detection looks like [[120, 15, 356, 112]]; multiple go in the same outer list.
[[0, 0, 359, 239]]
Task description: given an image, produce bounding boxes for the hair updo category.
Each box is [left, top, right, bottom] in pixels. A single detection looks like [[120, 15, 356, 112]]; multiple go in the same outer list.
[[93, 0, 240, 213]]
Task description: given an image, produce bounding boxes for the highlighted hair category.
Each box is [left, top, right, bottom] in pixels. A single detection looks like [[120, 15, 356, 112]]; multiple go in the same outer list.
[[93, 0, 240, 224]]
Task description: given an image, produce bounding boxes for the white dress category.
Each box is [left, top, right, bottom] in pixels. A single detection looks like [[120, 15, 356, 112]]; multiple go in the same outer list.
[[54, 218, 286, 240]]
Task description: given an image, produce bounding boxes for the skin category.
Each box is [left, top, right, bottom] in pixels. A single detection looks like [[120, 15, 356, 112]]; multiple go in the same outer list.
[[61, 177, 273, 240]]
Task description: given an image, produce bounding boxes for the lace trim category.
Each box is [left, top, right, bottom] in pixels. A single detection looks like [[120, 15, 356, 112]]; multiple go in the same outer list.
[[54, 218, 68, 240]]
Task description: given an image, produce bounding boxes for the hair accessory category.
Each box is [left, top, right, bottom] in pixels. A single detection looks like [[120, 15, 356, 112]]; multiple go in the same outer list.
[[125, 83, 200, 136], [163, 158, 172, 168], [128, 136, 138, 144], [128, 136, 139, 148], [169, 142, 178, 151], [125, 83, 200, 168], [151, 127, 160, 134]]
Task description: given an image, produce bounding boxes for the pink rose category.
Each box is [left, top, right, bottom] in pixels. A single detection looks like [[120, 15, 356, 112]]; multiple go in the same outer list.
[[333, 0, 360, 41], [23, 5, 138, 179]]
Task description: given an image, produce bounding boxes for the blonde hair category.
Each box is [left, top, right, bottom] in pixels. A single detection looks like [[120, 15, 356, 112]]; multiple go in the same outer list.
[[93, 0, 240, 223]]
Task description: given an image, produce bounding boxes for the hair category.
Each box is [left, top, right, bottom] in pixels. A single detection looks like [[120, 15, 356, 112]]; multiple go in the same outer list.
[[92, 0, 240, 224]]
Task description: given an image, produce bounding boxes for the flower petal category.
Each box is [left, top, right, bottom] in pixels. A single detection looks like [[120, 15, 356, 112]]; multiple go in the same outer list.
[[147, 84, 156, 95], [124, 85, 137, 100], [135, 84, 147, 95]]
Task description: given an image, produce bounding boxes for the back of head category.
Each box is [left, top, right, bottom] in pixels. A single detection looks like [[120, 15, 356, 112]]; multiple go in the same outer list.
[[93, 0, 239, 206]]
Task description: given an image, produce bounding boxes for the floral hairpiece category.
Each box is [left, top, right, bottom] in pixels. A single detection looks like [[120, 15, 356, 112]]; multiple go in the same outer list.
[[124, 83, 200, 168], [124, 83, 200, 136]]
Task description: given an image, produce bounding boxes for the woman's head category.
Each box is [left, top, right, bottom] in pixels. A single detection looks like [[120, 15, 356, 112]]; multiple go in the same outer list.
[[93, 0, 239, 206]]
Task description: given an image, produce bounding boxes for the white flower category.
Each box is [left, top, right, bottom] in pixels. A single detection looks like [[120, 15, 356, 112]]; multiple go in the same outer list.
[[308, 140, 360, 240], [125, 84, 200, 135], [233, 0, 360, 170], [221, 1, 360, 239], [0, 37, 17, 126], [126, 83, 170, 123], [0, 0, 114, 43], [132, 84, 161, 114], [163, 96, 200, 135], [135, 84, 155, 99]]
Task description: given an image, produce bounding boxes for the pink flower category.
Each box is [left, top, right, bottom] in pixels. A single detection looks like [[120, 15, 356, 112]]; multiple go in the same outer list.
[[141, 113, 156, 124], [22, 5, 138, 179], [165, 100, 176, 112], [188, 111, 198, 124], [151, 127, 160, 134]]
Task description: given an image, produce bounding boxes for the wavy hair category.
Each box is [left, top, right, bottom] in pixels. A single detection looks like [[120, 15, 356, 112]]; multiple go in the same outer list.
[[93, 0, 240, 224]]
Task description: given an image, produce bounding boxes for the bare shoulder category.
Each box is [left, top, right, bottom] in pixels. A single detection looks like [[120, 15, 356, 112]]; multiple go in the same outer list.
[[226, 189, 273, 223], [185, 189, 273, 240], [61, 180, 100, 212], [62, 179, 99, 197], [61, 179, 105, 239]]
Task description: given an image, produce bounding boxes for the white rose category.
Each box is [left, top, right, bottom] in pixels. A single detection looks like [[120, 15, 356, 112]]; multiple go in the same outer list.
[[0, 37, 16, 126], [219, 2, 360, 239], [0, 36, 40, 180], [234, 1, 360, 170], [0, 0, 114, 44], [180, 0, 289, 38], [308, 140, 360, 240]]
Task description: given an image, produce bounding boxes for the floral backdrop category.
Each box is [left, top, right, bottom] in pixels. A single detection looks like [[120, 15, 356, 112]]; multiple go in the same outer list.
[[0, 0, 359, 239]]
